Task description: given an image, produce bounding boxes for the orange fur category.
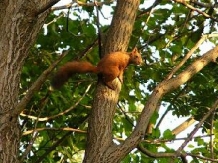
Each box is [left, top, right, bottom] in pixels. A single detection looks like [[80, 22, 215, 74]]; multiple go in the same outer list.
[[52, 48, 142, 89]]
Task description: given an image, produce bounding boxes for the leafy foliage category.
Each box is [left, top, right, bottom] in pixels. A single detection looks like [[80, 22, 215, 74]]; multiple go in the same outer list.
[[19, 0, 218, 162]]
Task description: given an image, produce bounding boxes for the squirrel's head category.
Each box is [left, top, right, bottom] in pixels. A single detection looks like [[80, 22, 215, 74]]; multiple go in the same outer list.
[[129, 47, 143, 65]]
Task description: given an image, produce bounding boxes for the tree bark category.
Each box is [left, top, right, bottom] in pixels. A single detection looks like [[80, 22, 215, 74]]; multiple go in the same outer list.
[[0, 1, 58, 162], [83, 0, 140, 162], [172, 117, 196, 135]]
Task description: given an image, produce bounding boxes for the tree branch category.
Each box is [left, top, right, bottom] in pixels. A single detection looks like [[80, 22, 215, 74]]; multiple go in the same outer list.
[[20, 98, 47, 162], [210, 110, 215, 159], [130, 85, 218, 163], [174, 99, 218, 159], [156, 84, 189, 128], [75, 0, 114, 7], [167, 34, 218, 79], [22, 127, 87, 136], [190, 0, 212, 8], [113, 45, 218, 159], [187, 152, 218, 162], [172, 117, 196, 135], [34, 132, 72, 163], [137, 144, 175, 158], [36, 0, 60, 16], [20, 84, 92, 121], [14, 50, 69, 116], [174, 0, 218, 22], [51, 0, 114, 11], [115, 133, 214, 144], [138, 143, 218, 162], [20, 131, 39, 162], [51, 2, 74, 11]]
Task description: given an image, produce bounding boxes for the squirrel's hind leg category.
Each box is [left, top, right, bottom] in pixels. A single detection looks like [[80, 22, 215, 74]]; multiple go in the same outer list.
[[101, 71, 120, 90], [118, 71, 124, 83], [97, 74, 115, 90]]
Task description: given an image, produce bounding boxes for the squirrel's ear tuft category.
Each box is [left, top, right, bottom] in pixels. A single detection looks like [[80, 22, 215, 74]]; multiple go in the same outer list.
[[132, 47, 138, 53]]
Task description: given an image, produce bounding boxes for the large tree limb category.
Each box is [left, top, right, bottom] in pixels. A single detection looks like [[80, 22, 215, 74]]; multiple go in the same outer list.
[[106, 46, 218, 160], [83, 0, 140, 162]]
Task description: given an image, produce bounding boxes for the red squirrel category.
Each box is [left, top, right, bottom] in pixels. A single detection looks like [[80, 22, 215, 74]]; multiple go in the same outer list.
[[52, 48, 142, 90]]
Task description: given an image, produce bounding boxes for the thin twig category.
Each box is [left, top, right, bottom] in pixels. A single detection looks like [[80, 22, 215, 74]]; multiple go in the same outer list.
[[20, 84, 92, 121], [23, 127, 87, 136], [51, 0, 114, 11], [36, 0, 60, 16], [44, 12, 65, 27], [34, 132, 72, 163], [210, 110, 215, 159], [187, 152, 218, 162], [174, 99, 218, 159], [174, 0, 218, 22], [20, 132, 39, 162], [156, 84, 189, 128], [75, 0, 114, 7], [51, 2, 74, 11], [20, 95, 49, 162], [166, 33, 218, 80], [166, 35, 206, 80], [117, 103, 135, 127]]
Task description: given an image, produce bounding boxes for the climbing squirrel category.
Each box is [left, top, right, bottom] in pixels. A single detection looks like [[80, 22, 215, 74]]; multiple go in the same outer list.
[[52, 48, 143, 90]]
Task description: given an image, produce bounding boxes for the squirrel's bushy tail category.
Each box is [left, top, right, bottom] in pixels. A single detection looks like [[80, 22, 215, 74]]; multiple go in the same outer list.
[[51, 61, 97, 89]]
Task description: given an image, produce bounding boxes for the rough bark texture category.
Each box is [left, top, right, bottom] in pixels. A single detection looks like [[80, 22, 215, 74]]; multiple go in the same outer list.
[[102, 0, 139, 55], [83, 0, 140, 163], [0, 1, 57, 162]]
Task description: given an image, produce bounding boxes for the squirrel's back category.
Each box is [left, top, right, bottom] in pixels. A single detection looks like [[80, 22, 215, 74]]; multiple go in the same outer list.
[[97, 48, 142, 74]]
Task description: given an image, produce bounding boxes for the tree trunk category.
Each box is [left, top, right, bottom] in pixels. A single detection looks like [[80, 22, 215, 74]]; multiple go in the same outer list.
[[83, 0, 140, 162], [0, 1, 56, 162]]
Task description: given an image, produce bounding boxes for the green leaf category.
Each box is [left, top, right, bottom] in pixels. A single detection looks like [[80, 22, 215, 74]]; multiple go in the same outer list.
[[162, 129, 175, 139]]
